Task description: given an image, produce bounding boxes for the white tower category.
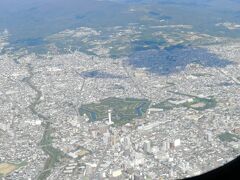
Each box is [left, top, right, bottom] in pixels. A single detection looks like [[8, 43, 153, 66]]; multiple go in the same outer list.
[[143, 140, 151, 153], [107, 109, 114, 125]]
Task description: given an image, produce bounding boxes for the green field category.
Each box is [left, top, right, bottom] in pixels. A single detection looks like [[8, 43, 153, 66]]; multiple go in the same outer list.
[[79, 97, 151, 126], [218, 132, 240, 142], [152, 97, 217, 111], [182, 97, 217, 111]]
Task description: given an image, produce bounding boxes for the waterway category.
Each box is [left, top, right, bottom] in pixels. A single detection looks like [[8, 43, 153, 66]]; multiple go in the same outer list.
[[23, 64, 63, 180]]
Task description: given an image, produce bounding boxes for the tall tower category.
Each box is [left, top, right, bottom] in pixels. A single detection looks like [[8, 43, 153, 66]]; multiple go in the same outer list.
[[143, 140, 151, 154], [108, 109, 113, 125]]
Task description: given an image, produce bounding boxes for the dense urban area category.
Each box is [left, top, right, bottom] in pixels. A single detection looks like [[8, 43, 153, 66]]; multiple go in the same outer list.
[[0, 0, 240, 179], [0, 24, 240, 179]]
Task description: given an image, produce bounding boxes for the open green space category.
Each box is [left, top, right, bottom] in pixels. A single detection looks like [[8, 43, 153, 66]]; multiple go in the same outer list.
[[218, 132, 240, 142], [79, 97, 151, 126], [152, 97, 217, 111], [182, 97, 217, 111]]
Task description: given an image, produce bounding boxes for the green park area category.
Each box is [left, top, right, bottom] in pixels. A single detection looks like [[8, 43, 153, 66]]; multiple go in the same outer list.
[[218, 132, 240, 142], [182, 97, 217, 111], [79, 97, 151, 126], [152, 97, 217, 111]]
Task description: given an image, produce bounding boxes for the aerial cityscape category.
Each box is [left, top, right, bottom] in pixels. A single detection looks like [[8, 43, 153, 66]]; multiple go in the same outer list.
[[0, 0, 240, 179]]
